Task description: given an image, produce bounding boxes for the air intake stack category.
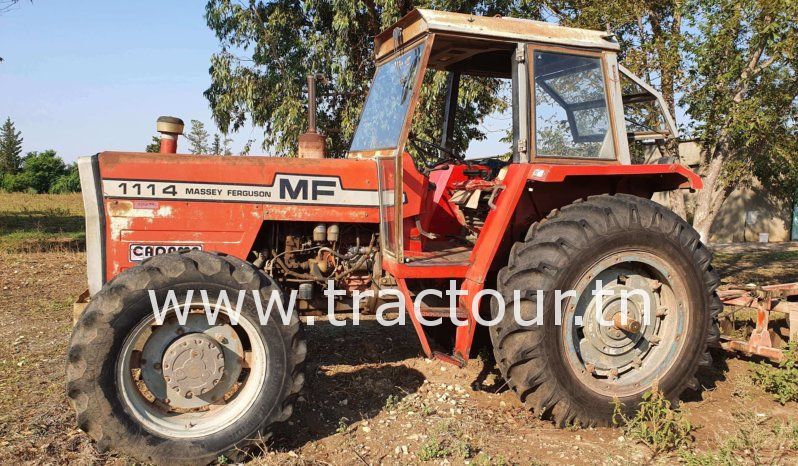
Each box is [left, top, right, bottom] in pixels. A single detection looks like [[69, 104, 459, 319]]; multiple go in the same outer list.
[[156, 116, 185, 154]]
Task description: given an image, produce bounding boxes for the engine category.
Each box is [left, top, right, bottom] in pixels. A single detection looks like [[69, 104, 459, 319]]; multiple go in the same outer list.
[[251, 221, 381, 313]]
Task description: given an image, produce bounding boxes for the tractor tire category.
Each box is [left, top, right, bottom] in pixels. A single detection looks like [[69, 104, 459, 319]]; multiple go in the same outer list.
[[490, 194, 721, 427], [66, 251, 306, 464]]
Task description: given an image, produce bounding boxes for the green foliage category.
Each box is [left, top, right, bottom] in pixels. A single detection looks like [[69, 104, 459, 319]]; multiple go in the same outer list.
[[17, 150, 67, 193], [50, 163, 80, 194], [0, 117, 23, 174], [145, 136, 161, 153], [185, 119, 210, 154], [612, 390, 694, 453], [0, 150, 78, 193], [682, 0, 798, 199], [751, 342, 798, 404], [210, 133, 233, 155], [203, 1, 537, 157]]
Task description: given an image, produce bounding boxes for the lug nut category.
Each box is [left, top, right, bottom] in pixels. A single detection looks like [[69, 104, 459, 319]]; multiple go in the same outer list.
[[649, 335, 661, 345], [650, 279, 662, 291]]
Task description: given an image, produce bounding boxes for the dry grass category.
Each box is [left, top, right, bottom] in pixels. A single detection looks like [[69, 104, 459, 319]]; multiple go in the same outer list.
[[0, 192, 85, 252]]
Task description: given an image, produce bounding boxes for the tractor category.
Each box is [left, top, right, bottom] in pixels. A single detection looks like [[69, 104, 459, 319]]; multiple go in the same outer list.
[[67, 9, 720, 464]]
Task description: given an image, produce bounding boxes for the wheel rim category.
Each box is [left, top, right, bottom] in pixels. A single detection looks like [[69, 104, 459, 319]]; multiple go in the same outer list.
[[561, 251, 689, 397], [117, 304, 267, 438]]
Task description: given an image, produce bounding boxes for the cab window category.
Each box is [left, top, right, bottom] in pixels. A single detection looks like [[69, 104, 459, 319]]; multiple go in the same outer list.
[[533, 51, 615, 159]]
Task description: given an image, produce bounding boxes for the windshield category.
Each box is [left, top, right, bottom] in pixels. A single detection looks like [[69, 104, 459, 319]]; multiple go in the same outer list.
[[349, 43, 425, 152]]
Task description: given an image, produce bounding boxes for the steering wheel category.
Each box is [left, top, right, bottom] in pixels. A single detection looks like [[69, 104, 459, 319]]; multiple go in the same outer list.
[[408, 134, 465, 173]]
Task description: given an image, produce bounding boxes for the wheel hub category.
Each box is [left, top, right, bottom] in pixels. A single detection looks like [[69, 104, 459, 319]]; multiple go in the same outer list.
[[563, 253, 686, 395], [162, 334, 225, 401], [139, 314, 246, 410]]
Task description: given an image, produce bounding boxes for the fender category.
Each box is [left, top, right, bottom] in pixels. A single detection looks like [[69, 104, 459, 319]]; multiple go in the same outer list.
[[450, 162, 702, 359]]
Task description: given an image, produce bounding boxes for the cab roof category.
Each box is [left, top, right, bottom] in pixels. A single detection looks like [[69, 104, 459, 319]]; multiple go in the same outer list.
[[375, 9, 620, 60]]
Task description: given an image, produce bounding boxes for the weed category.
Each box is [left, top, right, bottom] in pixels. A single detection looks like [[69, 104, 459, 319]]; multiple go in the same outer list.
[[751, 342, 798, 404], [384, 393, 400, 411], [417, 420, 476, 461], [472, 452, 512, 465], [612, 390, 694, 453], [216, 455, 228, 464], [418, 437, 450, 461], [420, 403, 435, 416], [335, 417, 349, 434], [564, 420, 581, 431], [680, 411, 798, 465]]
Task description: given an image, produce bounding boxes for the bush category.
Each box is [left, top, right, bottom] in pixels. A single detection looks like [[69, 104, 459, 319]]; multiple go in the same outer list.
[[751, 342, 798, 404], [1, 172, 27, 192]]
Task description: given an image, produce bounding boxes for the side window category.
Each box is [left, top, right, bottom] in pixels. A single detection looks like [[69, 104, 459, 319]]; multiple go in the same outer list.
[[533, 51, 615, 159]]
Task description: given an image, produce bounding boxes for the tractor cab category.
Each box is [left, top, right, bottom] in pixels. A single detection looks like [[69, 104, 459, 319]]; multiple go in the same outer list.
[[348, 9, 682, 264], [346, 9, 698, 361]]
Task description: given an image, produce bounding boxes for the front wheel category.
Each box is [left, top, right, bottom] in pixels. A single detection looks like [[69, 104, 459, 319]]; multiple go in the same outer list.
[[490, 194, 721, 427], [66, 251, 306, 464]]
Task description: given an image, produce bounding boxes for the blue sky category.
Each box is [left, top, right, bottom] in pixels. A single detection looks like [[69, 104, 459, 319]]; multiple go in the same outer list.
[[0, 1, 256, 162], [0, 1, 516, 162], [0, 2, 681, 163]]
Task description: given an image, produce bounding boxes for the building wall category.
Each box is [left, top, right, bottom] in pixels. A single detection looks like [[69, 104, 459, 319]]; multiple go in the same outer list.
[[647, 141, 794, 243]]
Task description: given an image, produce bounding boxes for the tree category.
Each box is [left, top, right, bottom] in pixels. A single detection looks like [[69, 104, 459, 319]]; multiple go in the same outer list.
[[185, 120, 210, 154], [210, 133, 233, 155], [145, 136, 161, 153], [0, 117, 23, 174], [681, 0, 798, 241], [15, 150, 68, 193], [203, 1, 534, 157], [51, 162, 81, 193]]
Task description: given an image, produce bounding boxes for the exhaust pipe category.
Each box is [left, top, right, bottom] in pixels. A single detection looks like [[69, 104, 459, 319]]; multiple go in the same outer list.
[[298, 74, 326, 158], [156, 116, 185, 154]]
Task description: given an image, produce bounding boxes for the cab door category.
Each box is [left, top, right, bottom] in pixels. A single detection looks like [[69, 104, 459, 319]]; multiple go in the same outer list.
[[348, 37, 432, 262]]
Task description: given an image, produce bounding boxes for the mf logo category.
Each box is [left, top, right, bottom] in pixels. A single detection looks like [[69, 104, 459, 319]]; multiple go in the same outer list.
[[277, 175, 338, 201]]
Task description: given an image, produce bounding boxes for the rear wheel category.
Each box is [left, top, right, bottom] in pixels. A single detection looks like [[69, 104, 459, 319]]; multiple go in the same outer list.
[[66, 251, 306, 464], [490, 194, 720, 426]]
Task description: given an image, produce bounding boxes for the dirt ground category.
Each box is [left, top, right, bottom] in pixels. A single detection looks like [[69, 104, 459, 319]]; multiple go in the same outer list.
[[1, 246, 797, 465]]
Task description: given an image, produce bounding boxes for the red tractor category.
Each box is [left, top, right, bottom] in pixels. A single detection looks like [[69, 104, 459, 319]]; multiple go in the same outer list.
[[67, 9, 720, 464]]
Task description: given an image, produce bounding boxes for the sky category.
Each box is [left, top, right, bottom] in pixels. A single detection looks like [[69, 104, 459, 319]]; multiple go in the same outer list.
[[0, 1, 257, 162], [1, 2, 682, 163], [0, 1, 516, 163]]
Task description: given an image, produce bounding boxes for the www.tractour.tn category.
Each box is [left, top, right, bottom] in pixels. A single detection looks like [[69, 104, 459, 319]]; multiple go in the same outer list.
[[148, 279, 653, 328]]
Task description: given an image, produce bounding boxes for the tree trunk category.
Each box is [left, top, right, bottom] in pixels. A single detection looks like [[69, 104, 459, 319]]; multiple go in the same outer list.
[[692, 154, 730, 242], [668, 190, 688, 221]]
